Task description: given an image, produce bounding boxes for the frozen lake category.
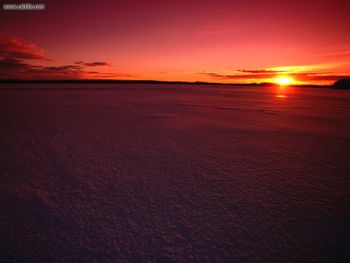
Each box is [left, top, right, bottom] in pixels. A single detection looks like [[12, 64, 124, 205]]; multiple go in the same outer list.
[[1, 84, 349, 262]]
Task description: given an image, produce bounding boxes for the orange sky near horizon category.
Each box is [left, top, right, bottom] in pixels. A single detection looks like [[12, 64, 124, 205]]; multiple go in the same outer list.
[[0, 0, 349, 85]]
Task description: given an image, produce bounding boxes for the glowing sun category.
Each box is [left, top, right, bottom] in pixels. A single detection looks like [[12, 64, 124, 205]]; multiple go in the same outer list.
[[275, 76, 294, 86]]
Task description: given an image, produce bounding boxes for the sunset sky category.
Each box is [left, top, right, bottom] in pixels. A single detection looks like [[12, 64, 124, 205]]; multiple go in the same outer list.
[[1, 0, 349, 84]]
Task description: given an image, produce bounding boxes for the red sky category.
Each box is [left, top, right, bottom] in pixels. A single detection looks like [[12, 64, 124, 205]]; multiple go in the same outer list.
[[1, 0, 349, 84]]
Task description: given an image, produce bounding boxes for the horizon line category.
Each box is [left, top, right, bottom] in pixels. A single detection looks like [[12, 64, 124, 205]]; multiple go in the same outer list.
[[0, 79, 331, 87]]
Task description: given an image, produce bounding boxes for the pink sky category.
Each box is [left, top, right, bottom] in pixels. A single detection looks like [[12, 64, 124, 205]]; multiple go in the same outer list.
[[1, 0, 349, 84]]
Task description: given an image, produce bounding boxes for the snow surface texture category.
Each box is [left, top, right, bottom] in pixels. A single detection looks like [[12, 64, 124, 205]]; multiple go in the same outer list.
[[0, 84, 349, 262]]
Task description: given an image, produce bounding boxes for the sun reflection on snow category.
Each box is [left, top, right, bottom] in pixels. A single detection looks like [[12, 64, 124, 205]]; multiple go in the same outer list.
[[275, 85, 292, 99]]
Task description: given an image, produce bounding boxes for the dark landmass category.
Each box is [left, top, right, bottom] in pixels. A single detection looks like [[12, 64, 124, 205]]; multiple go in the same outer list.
[[333, 78, 350, 89], [0, 79, 262, 85], [0, 79, 330, 89]]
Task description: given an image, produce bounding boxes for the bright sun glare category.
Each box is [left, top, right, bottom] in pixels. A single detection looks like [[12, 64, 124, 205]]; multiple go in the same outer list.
[[275, 76, 294, 86]]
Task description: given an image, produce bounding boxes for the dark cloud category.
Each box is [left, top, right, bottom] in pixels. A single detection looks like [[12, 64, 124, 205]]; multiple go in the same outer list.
[[0, 58, 31, 70], [0, 34, 127, 80], [238, 69, 285, 74], [0, 58, 84, 79], [200, 72, 277, 80], [0, 33, 49, 60], [0, 57, 131, 80], [75, 61, 111, 67], [294, 73, 350, 82], [87, 72, 133, 78], [199, 69, 286, 80], [201, 71, 347, 83], [45, 65, 82, 71]]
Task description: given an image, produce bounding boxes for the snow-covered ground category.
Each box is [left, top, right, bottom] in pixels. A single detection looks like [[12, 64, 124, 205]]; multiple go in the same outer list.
[[1, 84, 349, 262]]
